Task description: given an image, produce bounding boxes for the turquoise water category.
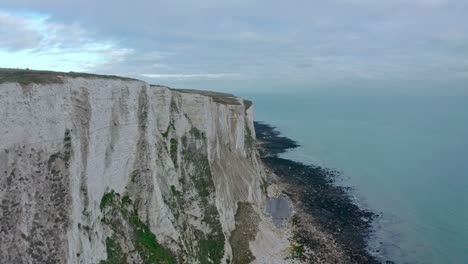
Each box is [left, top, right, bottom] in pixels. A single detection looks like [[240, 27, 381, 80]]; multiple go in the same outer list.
[[243, 94, 468, 264]]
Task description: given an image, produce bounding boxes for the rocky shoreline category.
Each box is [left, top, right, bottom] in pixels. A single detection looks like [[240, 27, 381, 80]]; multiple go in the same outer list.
[[255, 122, 390, 264]]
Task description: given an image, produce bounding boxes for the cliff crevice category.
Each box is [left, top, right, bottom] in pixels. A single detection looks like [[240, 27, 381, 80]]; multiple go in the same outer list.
[[0, 74, 296, 264]]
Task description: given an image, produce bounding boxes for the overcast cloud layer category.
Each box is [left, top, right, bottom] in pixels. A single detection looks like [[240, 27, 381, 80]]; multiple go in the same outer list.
[[1, 0, 467, 93]]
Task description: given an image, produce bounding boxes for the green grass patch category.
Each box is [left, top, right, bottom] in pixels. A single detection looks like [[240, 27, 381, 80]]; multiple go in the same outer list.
[[290, 242, 305, 258], [170, 138, 178, 167], [122, 195, 131, 206], [170, 185, 182, 198], [198, 237, 225, 264], [100, 190, 116, 211], [100, 237, 127, 264], [129, 210, 177, 264], [161, 122, 175, 138], [0, 68, 136, 85], [99, 191, 177, 264], [175, 89, 241, 106]]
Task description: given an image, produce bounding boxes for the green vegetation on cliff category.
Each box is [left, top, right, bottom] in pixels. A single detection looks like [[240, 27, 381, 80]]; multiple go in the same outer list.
[[170, 138, 178, 167], [161, 122, 175, 138], [100, 237, 127, 264], [100, 191, 176, 264], [0, 68, 135, 85], [178, 128, 226, 264]]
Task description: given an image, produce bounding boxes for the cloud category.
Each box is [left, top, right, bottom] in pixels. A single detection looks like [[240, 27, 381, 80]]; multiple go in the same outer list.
[[0, 10, 133, 72], [0, 1, 467, 91], [0, 11, 43, 50], [141, 73, 241, 80]]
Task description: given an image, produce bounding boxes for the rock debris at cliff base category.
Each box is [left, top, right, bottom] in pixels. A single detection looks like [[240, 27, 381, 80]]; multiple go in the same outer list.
[[255, 121, 392, 264]]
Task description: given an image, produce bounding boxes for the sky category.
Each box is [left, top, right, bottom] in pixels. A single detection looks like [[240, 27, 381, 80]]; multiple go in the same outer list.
[[1, 0, 467, 94]]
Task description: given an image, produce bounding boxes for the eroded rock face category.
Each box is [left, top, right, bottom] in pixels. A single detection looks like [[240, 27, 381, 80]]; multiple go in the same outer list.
[[0, 77, 267, 263], [0, 133, 71, 264]]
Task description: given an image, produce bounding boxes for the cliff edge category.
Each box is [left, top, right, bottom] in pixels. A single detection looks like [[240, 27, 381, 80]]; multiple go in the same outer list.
[[0, 70, 296, 264]]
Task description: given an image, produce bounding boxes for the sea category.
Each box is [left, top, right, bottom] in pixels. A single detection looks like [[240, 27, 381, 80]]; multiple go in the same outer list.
[[241, 93, 468, 264]]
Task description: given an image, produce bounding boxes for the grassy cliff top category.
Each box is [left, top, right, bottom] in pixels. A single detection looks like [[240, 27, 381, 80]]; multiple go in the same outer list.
[[1, 68, 252, 108], [0, 68, 136, 85], [174, 88, 242, 106]]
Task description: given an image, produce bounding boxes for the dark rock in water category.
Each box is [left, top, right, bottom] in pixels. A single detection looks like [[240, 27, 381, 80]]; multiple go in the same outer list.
[[255, 121, 386, 264], [254, 122, 299, 155]]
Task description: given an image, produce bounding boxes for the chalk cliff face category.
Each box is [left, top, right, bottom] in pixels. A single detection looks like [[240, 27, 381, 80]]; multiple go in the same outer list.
[[0, 76, 287, 264]]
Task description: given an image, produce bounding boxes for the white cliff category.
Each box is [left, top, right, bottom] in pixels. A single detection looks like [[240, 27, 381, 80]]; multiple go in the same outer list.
[[0, 73, 295, 264]]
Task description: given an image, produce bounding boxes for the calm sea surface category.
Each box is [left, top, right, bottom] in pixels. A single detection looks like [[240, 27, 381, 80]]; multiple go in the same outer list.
[[243, 94, 468, 264]]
